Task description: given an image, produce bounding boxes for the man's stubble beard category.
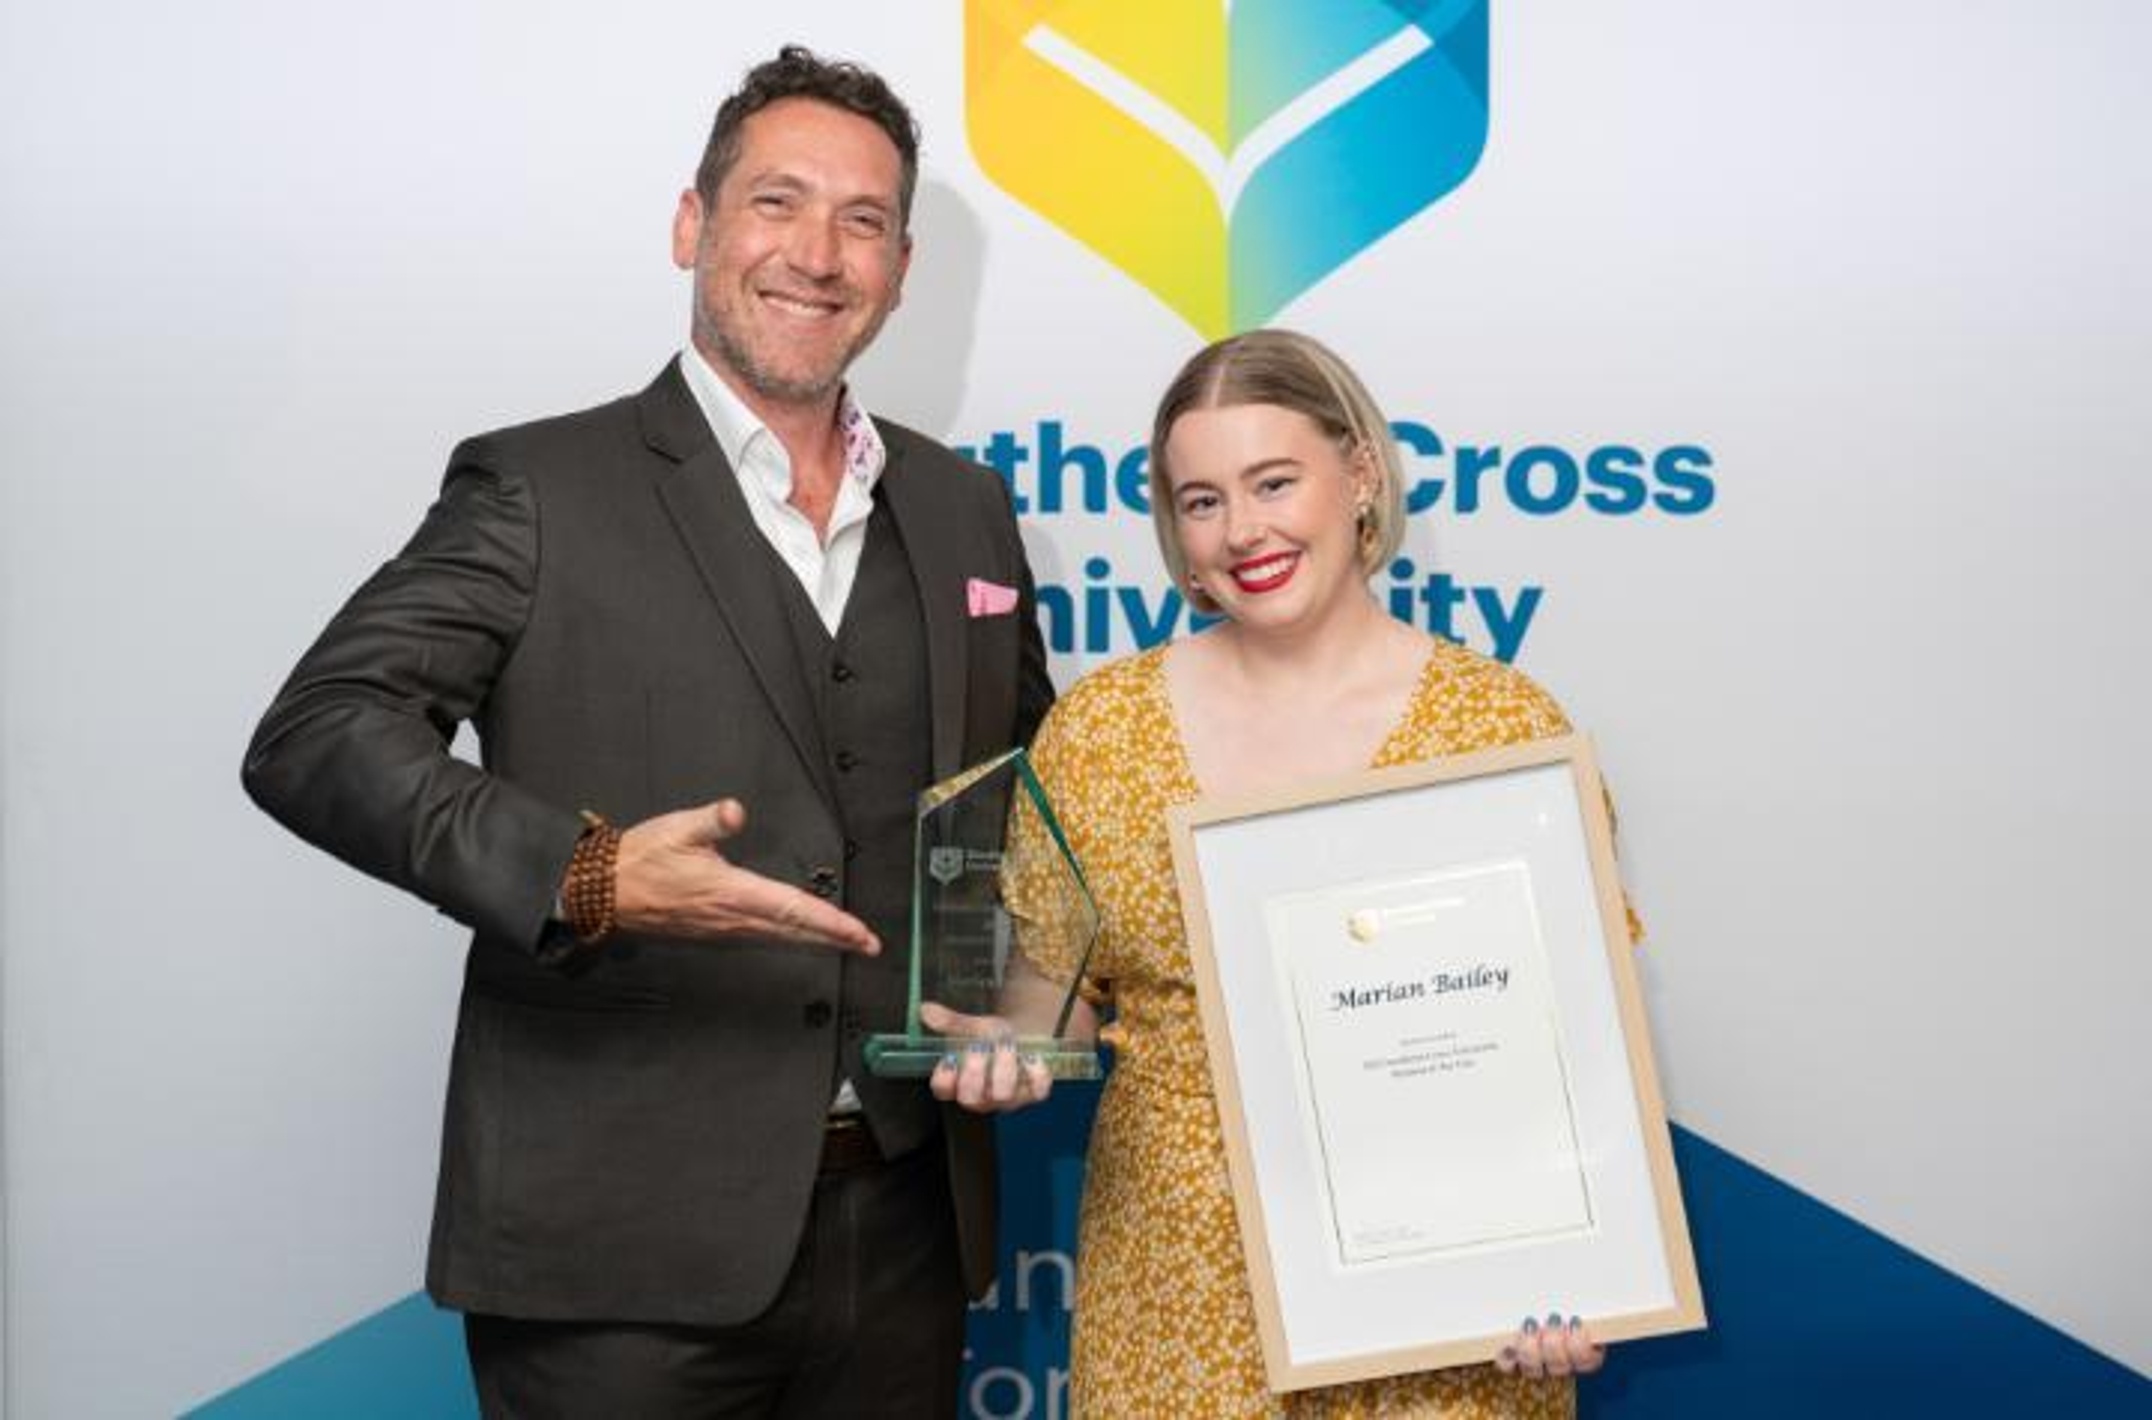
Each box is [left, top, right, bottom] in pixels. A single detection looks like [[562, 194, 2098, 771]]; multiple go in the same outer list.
[[694, 294, 894, 410]]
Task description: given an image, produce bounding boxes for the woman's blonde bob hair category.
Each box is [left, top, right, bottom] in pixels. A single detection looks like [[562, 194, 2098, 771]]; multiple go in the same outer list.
[[1147, 329, 1406, 614]]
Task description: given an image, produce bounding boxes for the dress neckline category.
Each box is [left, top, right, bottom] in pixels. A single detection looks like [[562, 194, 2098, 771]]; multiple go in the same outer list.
[[1143, 638, 1447, 803]]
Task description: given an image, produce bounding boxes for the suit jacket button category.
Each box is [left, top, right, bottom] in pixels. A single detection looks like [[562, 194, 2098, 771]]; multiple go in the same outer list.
[[809, 865, 838, 898], [834, 749, 859, 772], [803, 1001, 833, 1028], [831, 660, 855, 683]]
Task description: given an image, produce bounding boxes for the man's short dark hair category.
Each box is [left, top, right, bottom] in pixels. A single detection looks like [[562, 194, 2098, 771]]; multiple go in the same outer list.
[[695, 46, 921, 228]]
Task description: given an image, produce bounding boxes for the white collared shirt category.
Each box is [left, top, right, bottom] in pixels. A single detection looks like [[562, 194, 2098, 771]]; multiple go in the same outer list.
[[679, 345, 887, 634]]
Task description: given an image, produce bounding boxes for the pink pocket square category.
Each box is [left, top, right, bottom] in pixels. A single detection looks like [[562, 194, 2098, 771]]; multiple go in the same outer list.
[[966, 577, 1019, 617]]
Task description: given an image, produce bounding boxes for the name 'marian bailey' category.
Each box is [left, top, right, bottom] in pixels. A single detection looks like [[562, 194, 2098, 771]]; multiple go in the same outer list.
[[1329, 964, 1512, 1013]]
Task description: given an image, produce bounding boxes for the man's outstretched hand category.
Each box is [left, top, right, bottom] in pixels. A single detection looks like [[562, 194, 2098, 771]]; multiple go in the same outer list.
[[610, 799, 879, 953]]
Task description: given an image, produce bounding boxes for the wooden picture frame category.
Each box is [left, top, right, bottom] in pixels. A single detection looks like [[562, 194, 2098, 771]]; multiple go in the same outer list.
[[1165, 733, 1705, 1391]]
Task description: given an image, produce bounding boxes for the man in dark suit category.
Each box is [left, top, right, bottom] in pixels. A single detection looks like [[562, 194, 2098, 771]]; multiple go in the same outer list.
[[242, 46, 1052, 1417]]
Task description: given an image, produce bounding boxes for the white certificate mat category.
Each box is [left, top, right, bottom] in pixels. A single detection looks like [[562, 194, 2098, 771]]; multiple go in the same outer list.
[[1167, 735, 1704, 1391], [1267, 862, 1592, 1268]]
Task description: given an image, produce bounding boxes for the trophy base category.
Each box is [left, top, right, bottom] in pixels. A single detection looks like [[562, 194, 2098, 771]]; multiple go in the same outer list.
[[864, 1033, 1103, 1080]]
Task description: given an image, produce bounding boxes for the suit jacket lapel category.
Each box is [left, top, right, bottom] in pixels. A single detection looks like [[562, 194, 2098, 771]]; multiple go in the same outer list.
[[877, 425, 968, 782], [637, 361, 838, 811]]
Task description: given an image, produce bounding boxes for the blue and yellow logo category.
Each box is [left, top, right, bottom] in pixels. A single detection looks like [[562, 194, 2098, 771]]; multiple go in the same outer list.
[[966, 0, 1490, 337]]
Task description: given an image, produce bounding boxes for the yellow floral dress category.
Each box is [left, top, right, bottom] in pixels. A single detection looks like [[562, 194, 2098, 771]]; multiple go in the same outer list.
[[1024, 642, 1584, 1420]]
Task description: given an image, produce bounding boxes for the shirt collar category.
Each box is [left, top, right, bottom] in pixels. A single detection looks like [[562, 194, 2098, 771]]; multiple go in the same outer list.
[[678, 345, 887, 495]]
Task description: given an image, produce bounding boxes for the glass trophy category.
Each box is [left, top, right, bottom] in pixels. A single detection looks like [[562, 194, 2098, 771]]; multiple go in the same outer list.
[[864, 747, 1103, 1079]]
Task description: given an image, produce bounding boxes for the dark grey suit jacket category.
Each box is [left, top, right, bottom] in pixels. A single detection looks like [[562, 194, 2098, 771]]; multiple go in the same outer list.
[[243, 359, 1054, 1323]]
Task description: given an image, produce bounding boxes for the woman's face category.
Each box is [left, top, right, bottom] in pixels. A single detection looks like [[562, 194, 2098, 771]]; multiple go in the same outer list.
[[1164, 402, 1375, 634]]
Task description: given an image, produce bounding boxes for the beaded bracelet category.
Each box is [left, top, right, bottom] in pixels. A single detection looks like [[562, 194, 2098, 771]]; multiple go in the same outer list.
[[563, 810, 623, 944]]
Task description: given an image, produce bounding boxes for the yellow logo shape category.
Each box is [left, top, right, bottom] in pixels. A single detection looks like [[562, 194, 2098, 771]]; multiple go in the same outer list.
[[969, 0, 1232, 334]]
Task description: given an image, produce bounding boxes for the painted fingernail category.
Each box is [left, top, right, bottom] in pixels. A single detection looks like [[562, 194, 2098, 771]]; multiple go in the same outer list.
[[1567, 1316, 1582, 1333], [1545, 1312, 1564, 1331], [938, 1052, 960, 1070], [967, 1039, 993, 1055], [1020, 1052, 1042, 1068], [1521, 1317, 1539, 1335]]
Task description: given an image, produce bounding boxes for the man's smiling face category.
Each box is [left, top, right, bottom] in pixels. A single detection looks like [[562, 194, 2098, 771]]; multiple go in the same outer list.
[[673, 96, 912, 410]]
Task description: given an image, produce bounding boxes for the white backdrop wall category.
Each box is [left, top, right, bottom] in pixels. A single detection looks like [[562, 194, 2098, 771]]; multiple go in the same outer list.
[[4, 2, 2148, 1415]]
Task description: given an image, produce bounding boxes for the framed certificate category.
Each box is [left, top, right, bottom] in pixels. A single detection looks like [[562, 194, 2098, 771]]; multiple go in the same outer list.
[[1165, 734, 1704, 1391]]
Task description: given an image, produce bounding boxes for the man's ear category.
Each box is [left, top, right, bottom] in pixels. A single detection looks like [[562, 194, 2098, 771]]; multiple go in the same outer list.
[[670, 189, 705, 271], [889, 231, 914, 311]]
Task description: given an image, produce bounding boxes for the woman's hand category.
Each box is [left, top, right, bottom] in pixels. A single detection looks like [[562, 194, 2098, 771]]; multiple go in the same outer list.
[[920, 1001, 1055, 1113], [1495, 1313, 1605, 1379]]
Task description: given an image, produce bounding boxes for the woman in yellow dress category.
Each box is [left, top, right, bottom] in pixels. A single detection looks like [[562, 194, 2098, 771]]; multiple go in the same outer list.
[[931, 330, 1608, 1417]]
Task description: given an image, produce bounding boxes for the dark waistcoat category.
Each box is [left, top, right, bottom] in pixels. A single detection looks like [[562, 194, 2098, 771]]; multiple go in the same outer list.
[[767, 494, 939, 1157]]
